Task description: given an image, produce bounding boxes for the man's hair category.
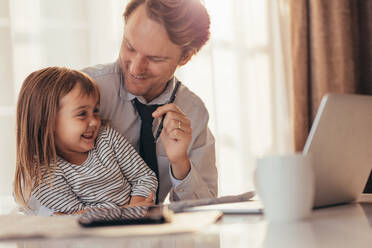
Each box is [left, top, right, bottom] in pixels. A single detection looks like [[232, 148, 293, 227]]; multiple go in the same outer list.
[[123, 0, 210, 56], [14, 67, 100, 208]]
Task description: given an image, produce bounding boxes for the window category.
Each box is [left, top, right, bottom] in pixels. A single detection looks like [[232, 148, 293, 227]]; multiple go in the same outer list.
[[177, 0, 292, 195], [0, 0, 291, 212]]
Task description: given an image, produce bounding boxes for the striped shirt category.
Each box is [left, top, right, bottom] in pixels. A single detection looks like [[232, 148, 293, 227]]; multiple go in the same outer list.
[[31, 125, 158, 214]]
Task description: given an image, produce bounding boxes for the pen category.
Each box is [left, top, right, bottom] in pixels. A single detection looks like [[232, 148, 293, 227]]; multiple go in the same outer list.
[[154, 81, 181, 143]]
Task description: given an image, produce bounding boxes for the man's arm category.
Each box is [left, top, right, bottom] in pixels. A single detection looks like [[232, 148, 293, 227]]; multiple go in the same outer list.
[[169, 127, 217, 201], [153, 103, 218, 201]]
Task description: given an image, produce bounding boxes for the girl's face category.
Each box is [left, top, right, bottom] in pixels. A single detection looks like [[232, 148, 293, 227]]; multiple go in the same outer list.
[[55, 83, 101, 164]]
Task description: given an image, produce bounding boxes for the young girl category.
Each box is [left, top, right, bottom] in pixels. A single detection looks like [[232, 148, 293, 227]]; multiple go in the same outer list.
[[14, 67, 157, 215]]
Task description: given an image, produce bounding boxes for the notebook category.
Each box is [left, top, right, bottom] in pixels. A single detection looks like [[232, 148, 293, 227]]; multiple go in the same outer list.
[[183, 200, 263, 214], [166, 191, 257, 213]]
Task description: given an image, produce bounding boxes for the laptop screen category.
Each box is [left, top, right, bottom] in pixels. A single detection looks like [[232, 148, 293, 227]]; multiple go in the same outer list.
[[303, 94, 372, 207]]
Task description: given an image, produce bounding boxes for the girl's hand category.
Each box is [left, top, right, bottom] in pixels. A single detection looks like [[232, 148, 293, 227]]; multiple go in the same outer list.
[[53, 209, 87, 216], [127, 192, 154, 207]]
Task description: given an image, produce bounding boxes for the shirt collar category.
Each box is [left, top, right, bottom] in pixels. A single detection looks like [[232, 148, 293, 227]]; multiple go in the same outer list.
[[146, 77, 176, 105]]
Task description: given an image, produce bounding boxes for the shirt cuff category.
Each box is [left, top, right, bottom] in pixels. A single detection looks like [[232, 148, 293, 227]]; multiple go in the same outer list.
[[169, 161, 192, 188], [169, 160, 215, 201]]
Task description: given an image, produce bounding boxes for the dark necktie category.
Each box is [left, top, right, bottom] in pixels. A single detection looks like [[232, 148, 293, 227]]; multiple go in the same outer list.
[[132, 98, 161, 203]]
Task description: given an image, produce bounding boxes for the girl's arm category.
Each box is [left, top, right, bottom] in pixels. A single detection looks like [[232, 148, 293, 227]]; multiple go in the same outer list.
[[107, 127, 158, 200], [33, 170, 120, 214], [54, 194, 154, 215], [128, 192, 154, 206]]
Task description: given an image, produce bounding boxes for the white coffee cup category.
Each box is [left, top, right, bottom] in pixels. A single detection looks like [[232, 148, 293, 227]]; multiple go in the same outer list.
[[255, 153, 314, 222]]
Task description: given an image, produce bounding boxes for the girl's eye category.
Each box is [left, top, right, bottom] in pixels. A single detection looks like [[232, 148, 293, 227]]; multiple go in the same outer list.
[[78, 111, 87, 117], [94, 107, 99, 114]]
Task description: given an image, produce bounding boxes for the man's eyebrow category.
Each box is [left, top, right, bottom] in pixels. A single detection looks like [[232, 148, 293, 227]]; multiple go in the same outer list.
[[124, 37, 170, 60], [147, 55, 170, 60]]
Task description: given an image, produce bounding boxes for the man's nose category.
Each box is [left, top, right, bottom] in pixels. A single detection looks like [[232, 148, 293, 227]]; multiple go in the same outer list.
[[129, 54, 147, 75]]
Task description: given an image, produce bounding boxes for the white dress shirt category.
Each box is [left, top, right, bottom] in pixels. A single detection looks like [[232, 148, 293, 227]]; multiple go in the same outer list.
[[83, 60, 218, 202]]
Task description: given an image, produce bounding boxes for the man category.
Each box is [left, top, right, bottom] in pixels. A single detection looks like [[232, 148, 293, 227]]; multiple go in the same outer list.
[[83, 0, 218, 203]]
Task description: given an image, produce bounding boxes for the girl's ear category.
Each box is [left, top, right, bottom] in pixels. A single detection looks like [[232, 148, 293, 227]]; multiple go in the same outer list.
[[178, 50, 193, 66]]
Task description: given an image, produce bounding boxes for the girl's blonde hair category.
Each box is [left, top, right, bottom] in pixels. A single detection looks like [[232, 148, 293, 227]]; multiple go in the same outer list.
[[14, 67, 100, 208]]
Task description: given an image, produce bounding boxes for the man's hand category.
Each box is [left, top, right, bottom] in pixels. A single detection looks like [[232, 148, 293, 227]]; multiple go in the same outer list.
[[153, 103, 192, 180]]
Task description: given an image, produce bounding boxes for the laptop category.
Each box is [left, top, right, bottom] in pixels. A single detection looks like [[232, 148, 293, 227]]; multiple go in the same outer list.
[[304, 93, 372, 208], [36, 95, 371, 219], [186, 93, 372, 213]]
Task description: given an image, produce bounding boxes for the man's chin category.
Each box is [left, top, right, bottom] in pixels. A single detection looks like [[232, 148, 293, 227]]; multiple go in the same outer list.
[[125, 84, 149, 97]]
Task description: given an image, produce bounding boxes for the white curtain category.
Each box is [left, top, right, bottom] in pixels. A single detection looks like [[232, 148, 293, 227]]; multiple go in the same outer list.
[[177, 0, 293, 196], [0, 0, 292, 212]]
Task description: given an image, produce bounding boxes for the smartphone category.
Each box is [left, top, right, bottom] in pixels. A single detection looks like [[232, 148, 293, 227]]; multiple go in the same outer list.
[[78, 205, 173, 227]]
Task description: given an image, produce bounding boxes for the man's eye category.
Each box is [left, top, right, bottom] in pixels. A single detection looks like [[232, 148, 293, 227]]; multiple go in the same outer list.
[[126, 42, 134, 52], [149, 57, 165, 63]]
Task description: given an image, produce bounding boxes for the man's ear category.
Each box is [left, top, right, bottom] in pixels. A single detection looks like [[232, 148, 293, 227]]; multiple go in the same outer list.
[[178, 50, 194, 66]]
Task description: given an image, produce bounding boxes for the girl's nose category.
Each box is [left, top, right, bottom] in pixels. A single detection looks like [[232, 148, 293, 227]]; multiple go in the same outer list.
[[89, 116, 99, 127]]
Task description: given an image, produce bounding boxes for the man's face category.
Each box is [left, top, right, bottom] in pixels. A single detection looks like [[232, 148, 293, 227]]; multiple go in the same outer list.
[[119, 4, 189, 102]]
